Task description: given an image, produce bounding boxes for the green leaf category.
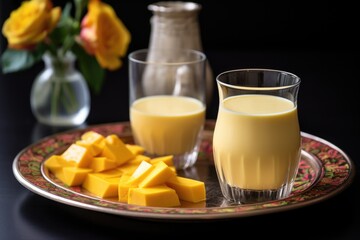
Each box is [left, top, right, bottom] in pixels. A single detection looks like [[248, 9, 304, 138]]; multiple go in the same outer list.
[[74, 0, 89, 22], [50, 3, 76, 50], [1, 49, 37, 74], [59, 2, 73, 24], [73, 45, 105, 95]]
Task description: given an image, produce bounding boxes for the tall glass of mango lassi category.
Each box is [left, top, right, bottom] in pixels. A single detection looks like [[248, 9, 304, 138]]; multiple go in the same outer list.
[[128, 49, 207, 170], [213, 69, 301, 204]]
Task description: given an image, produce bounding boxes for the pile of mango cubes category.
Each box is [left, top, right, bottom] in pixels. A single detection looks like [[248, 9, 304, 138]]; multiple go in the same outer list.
[[44, 131, 206, 207]]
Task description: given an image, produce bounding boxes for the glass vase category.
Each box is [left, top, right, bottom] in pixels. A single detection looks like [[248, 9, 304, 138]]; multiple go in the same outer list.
[[30, 51, 90, 127]]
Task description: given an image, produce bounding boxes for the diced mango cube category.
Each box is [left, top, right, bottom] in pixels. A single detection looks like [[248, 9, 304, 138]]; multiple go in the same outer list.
[[126, 155, 151, 165], [117, 162, 142, 175], [54, 170, 66, 184], [82, 173, 120, 198], [75, 140, 103, 156], [118, 175, 132, 202], [168, 166, 177, 174], [81, 131, 105, 144], [126, 161, 154, 186], [166, 176, 206, 203], [61, 167, 93, 186], [126, 144, 145, 155], [100, 134, 134, 165], [117, 155, 151, 175], [138, 161, 176, 188], [44, 155, 66, 174], [128, 185, 180, 207], [90, 157, 118, 172], [150, 155, 174, 166], [119, 174, 131, 182], [61, 144, 92, 168], [93, 168, 123, 179]]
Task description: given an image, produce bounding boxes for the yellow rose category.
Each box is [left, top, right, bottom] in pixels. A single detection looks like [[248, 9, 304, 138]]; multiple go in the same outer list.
[[2, 0, 61, 49], [80, 0, 131, 70]]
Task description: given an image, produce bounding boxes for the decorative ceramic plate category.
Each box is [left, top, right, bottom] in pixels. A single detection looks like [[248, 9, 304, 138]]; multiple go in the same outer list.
[[13, 120, 355, 220]]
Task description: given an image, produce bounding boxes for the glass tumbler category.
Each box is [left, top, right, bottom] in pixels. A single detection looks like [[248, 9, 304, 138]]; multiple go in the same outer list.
[[213, 68, 301, 204], [128, 48, 207, 170]]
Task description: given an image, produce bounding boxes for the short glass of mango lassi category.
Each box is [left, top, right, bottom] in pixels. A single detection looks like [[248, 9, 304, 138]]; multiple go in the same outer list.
[[213, 68, 301, 204], [128, 49, 207, 170]]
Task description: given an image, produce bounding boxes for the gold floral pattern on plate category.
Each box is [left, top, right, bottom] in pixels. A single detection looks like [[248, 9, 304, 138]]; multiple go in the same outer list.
[[13, 120, 355, 220]]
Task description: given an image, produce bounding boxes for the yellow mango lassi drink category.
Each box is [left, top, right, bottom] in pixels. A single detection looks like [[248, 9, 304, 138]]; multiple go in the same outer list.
[[130, 95, 205, 169], [213, 94, 301, 202]]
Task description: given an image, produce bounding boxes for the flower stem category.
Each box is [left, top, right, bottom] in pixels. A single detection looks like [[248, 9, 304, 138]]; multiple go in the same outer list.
[[61, 82, 78, 113], [48, 52, 79, 119], [51, 77, 61, 118]]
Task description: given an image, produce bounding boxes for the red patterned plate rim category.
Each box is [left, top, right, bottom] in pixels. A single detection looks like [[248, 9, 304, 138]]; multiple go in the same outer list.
[[12, 120, 355, 220]]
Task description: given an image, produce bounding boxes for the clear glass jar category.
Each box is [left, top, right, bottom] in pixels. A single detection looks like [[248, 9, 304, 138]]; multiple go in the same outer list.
[[30, 51, 90, 127], [147, 1, 214, 104]]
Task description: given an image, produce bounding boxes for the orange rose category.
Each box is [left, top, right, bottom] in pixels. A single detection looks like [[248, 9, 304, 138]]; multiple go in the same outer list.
[[80, 0, 131, 70], [2, 0, 61, 49]]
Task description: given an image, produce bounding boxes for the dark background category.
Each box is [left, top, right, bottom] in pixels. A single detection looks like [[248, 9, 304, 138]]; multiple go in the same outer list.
[[2, 0, 357, 51], [1, 1, 359, 239], [1, 0, 358, 121]]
